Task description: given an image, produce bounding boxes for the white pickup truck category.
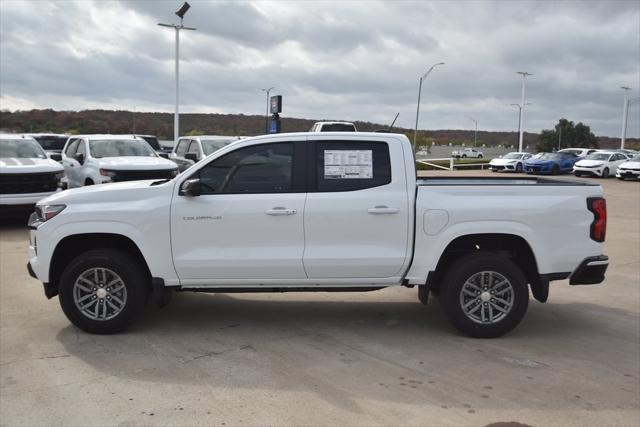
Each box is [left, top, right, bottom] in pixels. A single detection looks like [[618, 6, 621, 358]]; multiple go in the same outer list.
[[27, 132, 609, 337]]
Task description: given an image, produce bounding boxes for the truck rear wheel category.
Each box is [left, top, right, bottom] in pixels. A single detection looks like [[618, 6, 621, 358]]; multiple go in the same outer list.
[[58, 249, 148, 334], [440, 253, 529, 338]]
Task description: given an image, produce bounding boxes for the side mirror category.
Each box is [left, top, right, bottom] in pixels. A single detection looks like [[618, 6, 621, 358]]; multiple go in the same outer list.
[[75, 153, 85, 164], [50, 153, 62, 162], [184, 152, 198, 162], [157, 152, 169, 159], [180, 178, 202, 197]]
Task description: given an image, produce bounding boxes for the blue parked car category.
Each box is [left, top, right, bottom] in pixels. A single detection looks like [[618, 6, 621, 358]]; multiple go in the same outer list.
[[523, 152, 579, 175]]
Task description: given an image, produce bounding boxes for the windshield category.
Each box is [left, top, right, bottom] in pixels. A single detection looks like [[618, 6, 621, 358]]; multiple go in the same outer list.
[[0, 138, 47, 158], [630, 155, 640, 162], [586, 153, 611, 161], [321, 124, 356, 132], [89, 139, 157, 158], [539, 153, 563, 160], [201, 138, 235, 156], [31, 135, 68, 150], [139, 136, 160, 150], [503, 153, 522, 159]]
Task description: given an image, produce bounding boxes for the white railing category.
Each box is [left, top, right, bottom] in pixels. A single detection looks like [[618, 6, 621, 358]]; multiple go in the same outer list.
[[416, 157, 491, 171]]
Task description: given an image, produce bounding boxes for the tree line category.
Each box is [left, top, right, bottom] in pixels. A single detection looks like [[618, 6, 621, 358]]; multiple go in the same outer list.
[[0, 109, 636, 150]]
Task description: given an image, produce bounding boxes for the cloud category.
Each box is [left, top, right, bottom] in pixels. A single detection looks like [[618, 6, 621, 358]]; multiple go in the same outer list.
[[1, 0, 638, 137]]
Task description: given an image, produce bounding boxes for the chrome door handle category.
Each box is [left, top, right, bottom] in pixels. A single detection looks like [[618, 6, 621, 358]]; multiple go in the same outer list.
[[265, 207, 297, 216], [367, 205, 399, 214]]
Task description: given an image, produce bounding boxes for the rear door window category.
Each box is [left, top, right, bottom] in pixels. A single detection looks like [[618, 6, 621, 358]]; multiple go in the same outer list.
[[311, 141, 391, 192]]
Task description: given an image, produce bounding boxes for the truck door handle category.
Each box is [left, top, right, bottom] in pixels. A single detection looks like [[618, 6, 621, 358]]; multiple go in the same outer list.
[[367, 206, 399, 214], [265, 207, 297, 216]]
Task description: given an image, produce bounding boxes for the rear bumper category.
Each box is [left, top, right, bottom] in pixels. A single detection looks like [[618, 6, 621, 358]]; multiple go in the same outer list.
[[569, 255, 609, 285]]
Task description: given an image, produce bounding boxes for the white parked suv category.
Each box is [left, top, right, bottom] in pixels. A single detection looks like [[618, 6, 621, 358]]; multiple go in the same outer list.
[[1, 134, 64, 207], [309, 121, 357, 132], [489, 152, 532, 173], [28, 132, 609, 338], [170, 135, 240, 172], [615, 154, 640, 180], [61, 135, 178, 188], [452, 148, 483, 158], [573, 151, 629, 178]]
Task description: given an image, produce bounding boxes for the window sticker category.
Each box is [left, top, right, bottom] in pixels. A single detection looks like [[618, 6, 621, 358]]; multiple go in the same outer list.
[[324, 150, 373, 179]]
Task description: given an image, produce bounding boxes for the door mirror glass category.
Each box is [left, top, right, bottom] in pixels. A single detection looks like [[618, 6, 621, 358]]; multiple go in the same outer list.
[[185, 152, 198, 162], [180, 178, 202, 197], [74, 153, 85, 164]]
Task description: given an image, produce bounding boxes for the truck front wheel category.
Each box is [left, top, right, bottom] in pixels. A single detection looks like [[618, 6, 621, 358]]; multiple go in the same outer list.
[[58, 249, 148, 334], [440, 253, 529, 338]]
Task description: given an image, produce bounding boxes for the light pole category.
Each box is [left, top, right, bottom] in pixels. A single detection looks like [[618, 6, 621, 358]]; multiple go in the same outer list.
[[261, 87, 275, 134], [510, 103, 530, 149], [158, 2, 196, 144], [413, 62, 445, 152], [466, 115, 478, 147], [620, 86, 631, 149], [516, 71, 532, 152]]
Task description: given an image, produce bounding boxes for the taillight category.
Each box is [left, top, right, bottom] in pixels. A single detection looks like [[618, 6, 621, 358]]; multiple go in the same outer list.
[[587, 197, 607, 242]]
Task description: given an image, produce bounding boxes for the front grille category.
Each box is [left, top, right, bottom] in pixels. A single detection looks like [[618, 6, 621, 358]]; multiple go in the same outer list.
[[110, 169, 176, 182], [0, 172, 59, 194]]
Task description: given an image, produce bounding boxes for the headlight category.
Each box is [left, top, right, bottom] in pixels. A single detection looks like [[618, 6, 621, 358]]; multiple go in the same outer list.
[[100, 169, 117, 177], [170, 168, 179, 177], [35, 204, 66, 221], [54, 171, 64, 181]]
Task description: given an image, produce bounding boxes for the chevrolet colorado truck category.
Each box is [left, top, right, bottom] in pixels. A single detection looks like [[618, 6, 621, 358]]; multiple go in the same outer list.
[[27, 132, 609, 337]]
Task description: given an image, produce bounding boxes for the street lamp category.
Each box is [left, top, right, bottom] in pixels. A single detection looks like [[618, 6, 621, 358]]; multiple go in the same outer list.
[[261, 87, 275, 134], [516, 71, 533, 152], [466, 115, 478, 147], [620, 86, 631, 149], [413, 62, 445, 152], [510, 102, 531, 149], [158, 2, 196, 144]]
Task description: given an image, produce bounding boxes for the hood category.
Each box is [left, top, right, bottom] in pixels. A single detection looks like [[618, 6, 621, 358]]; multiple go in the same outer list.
[[490, 158, 518, 166], [575, 159, 605, 167], [95, 156, 177, 170], [40, 179, 175, 205], [619, 161, 640, 169], [0, 157, 64, 174]]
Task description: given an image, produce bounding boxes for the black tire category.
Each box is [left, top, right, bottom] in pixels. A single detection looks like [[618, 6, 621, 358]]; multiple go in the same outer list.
[[58, 249, 148, 334], [440, 253, 529, 338], [602, 167, 609, 178], [551, 164, 560, 175], [478, 154, 483, 159], [85, 178, 94, 186], [574, 171, 582, 177], [516, 163, 523, 173], [462, 154, 467, 158]]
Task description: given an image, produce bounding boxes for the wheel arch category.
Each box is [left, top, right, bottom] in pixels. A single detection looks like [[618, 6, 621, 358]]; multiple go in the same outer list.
[[428, 233, 546, 302], [48, 233, 152, 297]]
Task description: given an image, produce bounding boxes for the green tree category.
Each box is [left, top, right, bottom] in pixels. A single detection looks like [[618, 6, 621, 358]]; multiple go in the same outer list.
[[537, 118, 599, 152]]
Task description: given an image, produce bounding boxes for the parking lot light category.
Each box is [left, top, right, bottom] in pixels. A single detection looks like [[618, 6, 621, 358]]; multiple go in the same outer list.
[[516, 71, 533, 153], [158, 2, 196, 144], [466, 115, 478, 147], [413, 62, 444, 153]]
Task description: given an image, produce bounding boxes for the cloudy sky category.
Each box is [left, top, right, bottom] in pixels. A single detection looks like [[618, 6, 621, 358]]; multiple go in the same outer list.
[[1, 0, 639, 137]]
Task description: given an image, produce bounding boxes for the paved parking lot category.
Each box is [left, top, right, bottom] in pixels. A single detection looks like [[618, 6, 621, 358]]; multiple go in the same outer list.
[[1, 171, 638, 426]]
